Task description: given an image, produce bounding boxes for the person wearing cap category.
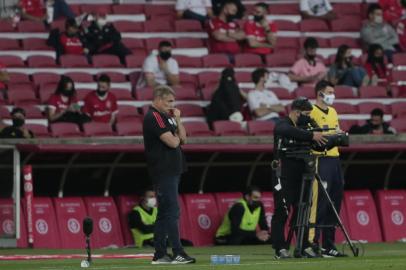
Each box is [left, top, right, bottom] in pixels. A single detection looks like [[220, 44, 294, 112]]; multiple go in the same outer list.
[[0, 108, 34, 139], [270, 97, 326, 259]]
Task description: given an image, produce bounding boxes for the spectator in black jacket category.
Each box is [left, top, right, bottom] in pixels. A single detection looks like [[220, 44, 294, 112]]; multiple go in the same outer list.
[[0, 107, 34, 139], [84, 11, 131, 65], [349, 108, 396, 134]]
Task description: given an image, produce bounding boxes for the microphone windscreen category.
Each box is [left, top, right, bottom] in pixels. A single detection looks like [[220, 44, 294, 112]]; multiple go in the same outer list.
[[83, 217, 93, 236]]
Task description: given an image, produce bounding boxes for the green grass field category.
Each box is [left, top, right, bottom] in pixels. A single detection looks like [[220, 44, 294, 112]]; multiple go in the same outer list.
[[1, 243, 406, 270]]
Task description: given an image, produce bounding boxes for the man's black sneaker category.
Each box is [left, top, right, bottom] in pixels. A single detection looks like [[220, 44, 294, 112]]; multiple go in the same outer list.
[[275, 249, 292, 259], [172, 252, 196, 264], [322, 249, 348, 258], [151, 254, 173, 264]]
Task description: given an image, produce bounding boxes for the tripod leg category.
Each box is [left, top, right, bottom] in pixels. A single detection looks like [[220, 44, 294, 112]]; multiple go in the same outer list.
[[315, 174, 359, 257], [86, 237, 92, 262]]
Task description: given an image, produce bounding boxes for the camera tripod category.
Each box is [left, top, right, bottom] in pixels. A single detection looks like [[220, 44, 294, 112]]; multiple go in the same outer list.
[[282, 149, 359, 257]]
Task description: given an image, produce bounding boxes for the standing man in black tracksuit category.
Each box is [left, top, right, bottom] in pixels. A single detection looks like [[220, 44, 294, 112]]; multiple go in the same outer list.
[[270, 97, 327, 259]]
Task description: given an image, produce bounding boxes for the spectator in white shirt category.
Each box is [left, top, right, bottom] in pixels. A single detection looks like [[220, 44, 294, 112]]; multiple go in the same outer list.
[[248, 68, 285, 122], [137, 41, 180, 88], [300, 0, 337, 21], [176, 0, 213, 25]]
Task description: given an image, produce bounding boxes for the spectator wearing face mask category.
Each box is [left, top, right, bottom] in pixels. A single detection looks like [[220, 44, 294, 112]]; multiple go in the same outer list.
[[243, 2, 278, 60], [85, 10, 131, 65], [328, 45, 369, 88], [47, 75, 90, 125], [0, 108, 34, 139], [83, 74, 118, 125], [215, 186, 270, 245], [361, 4, 399, 62], [137, 41, 179, 89], [349, 108, 396, 134], [288, 37, 327, 85], [128, 188, 158, 248], [300, 0, 337, 21], [364, 44, 391, 86]]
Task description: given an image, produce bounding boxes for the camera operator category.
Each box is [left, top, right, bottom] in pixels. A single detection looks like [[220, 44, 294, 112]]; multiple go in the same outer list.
[[271, 97, 326, 259], [309, 80, 347, 257]]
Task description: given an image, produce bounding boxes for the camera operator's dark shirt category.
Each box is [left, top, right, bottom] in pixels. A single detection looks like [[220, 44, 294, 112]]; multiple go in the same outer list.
[[273, 117, 313, 158]]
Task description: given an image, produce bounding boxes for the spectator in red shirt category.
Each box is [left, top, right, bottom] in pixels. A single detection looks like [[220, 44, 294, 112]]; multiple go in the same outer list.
[[47, 75, 90, 125], [19, 0, 74, 23], [208, 0, 245, 59], [379, 0, 405, 25], [83, 74, 118, 125], [243, 2, 277, 61], [364, 44, 391, 86]]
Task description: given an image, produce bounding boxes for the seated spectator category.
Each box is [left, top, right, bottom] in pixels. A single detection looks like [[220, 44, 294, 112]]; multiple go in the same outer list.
[[349, 108, 396, 134], [137, 41, 179, 88], [215, 186, 270, 245], [175, 0, 213, 25], [395, 0, 406, 51], [361, 4, 399, 62], [379, 0, 405, 26], [128, 188, 157, 248], [243, 2, 277, 59], [85, 10, 131, 65], [364, 44, 391, 86], [83, 74, 118, 125], [0, 60, 9, 97], [208, 0, 245, 57], [47, 75, 90, 125], [328, 45, 369, 88], [288, 37, 327, 85], [0, 107, 34, 138], [248, 68, 284, 122], [206, 68, 245, 127], [212, 0, 245, 20], [300, 0, 337, 21], [19, 0, 74, 23]]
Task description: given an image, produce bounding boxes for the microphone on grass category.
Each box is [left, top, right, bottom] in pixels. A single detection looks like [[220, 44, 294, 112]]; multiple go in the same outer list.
[[81, 217, 93, 268]]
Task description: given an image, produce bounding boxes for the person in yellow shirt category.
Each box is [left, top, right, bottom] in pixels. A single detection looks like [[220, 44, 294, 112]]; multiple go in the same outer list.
[[309, 80, 347, 257]]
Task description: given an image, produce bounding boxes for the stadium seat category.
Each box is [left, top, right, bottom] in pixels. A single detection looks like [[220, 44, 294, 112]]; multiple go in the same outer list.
[[331, 16, 362, 32], [7, 83, 35, 93], [261, 192, 274, 230], [339, 120, 358, 132], [295, 86, 316, 99], [202, 54, 230, 68], [21, 197, 61, 248], [200, 85, 217, 101], [145, 5, 175, 17], [60, 55, 90, 68], [390, 119, 406, 132], [22, 38, 51, 50], [175, 38, 205, 48], [113, 21, 144, 32], [80, 4, 112, 14], [0, 198, 28, 248], [116, 105, 141, 122], [393, 53, 406, 66], [198, 72, 220, 88], [359, 86, 388, 98], [333, 3, 362, 16], [112, 4, 144, 14], [134, 87, 153, 100], [270, 3, 300, 14], [335, 85, 356, 98], [83, 123, 114, 137], [0, 20, 14, 32], [272, 87, 294, 99], [116, 121, 143, 136], [92, 55, 122, 68], [247, 121, 275, 135], [343, 190, 382, 242], [25, 124, 50, 137], [174, 55, 202, 68], [122, 38, 145, 51], [0, 56, 25, 67], [32, 73, 61, 86], [176, 104, 204, 117], [53, 197, 88, 248], [183, 193, 221, 246], [27, 55, 57, 68], [97, 72, 127, 83], [274, 37, 299, 51], [65, 72, 94, 83], [183, 122, 214, 137], [178, 196, 193, 244], [50, 123, 82, 137], [7, 90, 38, 105], [358, 102, 390, 114], [9, 72, 30, 84], [179, 72, 198, 88], [115, 195, 139, 246], [19, 105, 44, 119], [173, 86, 199, 100], [0, 38, 20, 50], [234, 71, 251, 83], [145, 38, 174, 52], [235, 53, 263, 67], [214, 192, 242, 218], [213, 121, 247, 136], [391, 102, 406, 118], [18, 21, 46, 32], [329, 37, 361, 49], [299, 19, 329, 32], [83, 197, 124, 248], [175, 20, 202, 32], [334, 102, 358, 114], [144, 20, 173, 32], [0, 106, 9, 118], [76, 89, 93, 101], [273, 20, 298, 31], [375, 190, 406, 241], [125, 52, 147, 68], [266, 52, 297, 67]]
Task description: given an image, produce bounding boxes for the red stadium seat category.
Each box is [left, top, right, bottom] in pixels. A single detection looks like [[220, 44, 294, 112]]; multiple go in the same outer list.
[[112, 4, 144, 14], [18, 21, 46, 32], [178, 196, 193, 243], [261, 192, 274, 230], [339, 119, 357, 132], [390, 119, 406, 132], [0, 198, 28, 248], [274, 37, 299, 51], [7, 83, 35, 93], [83, 197, 124, 248], [175, 38, 205, 48], [213, 121, 246, 136], [9, 72, 30, 84], [92, 55, 122, 68], [25, 124, 50, 137], [116, 105, 141, 122], [97, 72, 127, 83], [173, 86, 199, 100], [175, 20, 202, 32], [329, 37, 361, 49], [299, 19, 329, 32], [113, 21, 144, 32], [201, 85, 217, 101], [65, 72, 94, 83], [76, 89, 92, 101], [359, 86, 388, 98], [116, 121, 143, 136], [179, 72, 198, 89], [266, 52, 297, 67], [234, 71, 251, 83], [198, 72, 220, 88], [331, 16, 362, 32], [22, 38, 51, 50], [144, 20, 173, 32], [214, 192, 242, 218], [334, 102, 358, 114], [0, 20, 14, 32], [125, 52, 147, 68], [391, 102, 406, 118], [247, 121, 275, 135], [80, 4, 112, 14], [273, 20, 298, 31], [176, 104, 204, 117], [333, 3, 362, 16], [173, 55, 202, 68], [375, 190, 406, 241], [32, 73, 61, 86], [53, 197, 88, 248], [115, 195, 139, 246], [335, 85, 356, 98], [83, 123, 114, 137], [295, 86, 316, 99], [0, 38, 20, 50], [183, 193, 221, 246], [235, 53, 263, 67], [19, 105, 44, 119], [135, 87, 153, 100], [270, 4, 300, 14], [7, 90, 38, 105], [145, 5, 175, 17], [0, 56, 25, 67], [202, 54, 230, 68], [271, 87, 294, 99], [358, 102, 389, 114], [343, 190, 382, 242], [60, 55, 90, 68], [27, 55, 57, 68], [0, 106, 9, 118], [21, 197, 61, 248], [50, 123, 82, 137], [393, 53, 406, 66], [122, 38, 145, 50], [183, 122, 214, 137]]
